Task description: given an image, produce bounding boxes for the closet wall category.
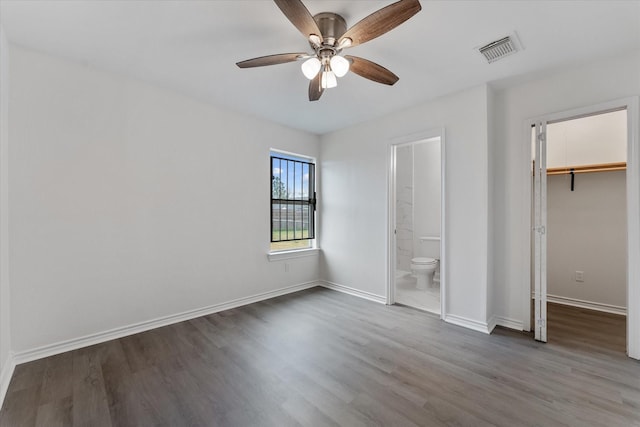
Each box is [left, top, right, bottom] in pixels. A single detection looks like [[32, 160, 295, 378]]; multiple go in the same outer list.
[[547, 170, 627, 310], [546, 110, 627, 312]]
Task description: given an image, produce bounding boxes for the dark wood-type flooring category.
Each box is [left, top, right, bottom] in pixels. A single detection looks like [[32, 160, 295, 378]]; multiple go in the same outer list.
[[2, 288, 639, 426], [547, 301, 627, 354]]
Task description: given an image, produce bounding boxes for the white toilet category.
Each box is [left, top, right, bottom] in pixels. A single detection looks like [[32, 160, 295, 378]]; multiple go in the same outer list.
[[411, 257, 438, 290]]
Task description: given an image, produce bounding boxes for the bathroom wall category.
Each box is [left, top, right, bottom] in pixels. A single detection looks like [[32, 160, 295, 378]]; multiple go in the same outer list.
[[413, 139, 441, 258], [396, 145, 413, 272]]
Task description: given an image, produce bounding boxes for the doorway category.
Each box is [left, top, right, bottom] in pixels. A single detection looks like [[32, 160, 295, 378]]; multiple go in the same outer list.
[[527, 98, 640, 359], [387, 131, 445, 317]]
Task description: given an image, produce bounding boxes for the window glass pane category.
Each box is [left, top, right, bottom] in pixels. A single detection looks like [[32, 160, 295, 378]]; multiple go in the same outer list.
[[271, 202, 280, 241], [288, 161, 294, 200], [302, 206, 309, 239], [293, 163, 302, 200], [302, 163, 309, 200], [294, 204, 301, 240], [270, 151, 314, 249]]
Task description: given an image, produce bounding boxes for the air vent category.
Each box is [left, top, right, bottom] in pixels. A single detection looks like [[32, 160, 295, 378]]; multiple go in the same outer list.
[[479, 36, 518, 63]]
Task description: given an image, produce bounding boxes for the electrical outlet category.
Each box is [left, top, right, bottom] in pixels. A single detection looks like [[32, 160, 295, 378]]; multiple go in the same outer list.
[[575, 271, 584, 282]]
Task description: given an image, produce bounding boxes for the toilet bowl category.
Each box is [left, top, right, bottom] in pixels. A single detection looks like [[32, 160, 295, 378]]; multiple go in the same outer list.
[[411, 257, 438, 290]]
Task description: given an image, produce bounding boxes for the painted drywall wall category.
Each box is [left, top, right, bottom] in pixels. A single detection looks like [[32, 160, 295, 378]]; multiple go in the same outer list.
[[486, 85, 497, 325], [492, 50, 640, 329], [395, 145, 413, 273], [413, 139, 441, 252], [8, 45, 321, 353], [547, 171, 627, 309], [546, 110, 627, 168], [0, 26, 12, 391], [320, 85, 489, 326], [395, 140, 441, 272]]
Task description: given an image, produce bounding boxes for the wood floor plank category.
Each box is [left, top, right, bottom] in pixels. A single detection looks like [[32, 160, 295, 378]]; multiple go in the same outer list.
[[281, 394, 340, 427], [39, 352, 74, 404], [35, 397, 72, 427], [72, 347, 112, 427], [2, 287, 640, 426], [0, 386, 40, 427]]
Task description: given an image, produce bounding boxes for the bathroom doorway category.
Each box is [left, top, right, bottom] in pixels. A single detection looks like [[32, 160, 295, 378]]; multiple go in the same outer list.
[[388, 132, 445, 317], [527, 98, 640, 359]]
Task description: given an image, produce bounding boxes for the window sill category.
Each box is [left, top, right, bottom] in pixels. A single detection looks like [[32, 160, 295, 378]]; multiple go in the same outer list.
[[267, 248, 320, 262]]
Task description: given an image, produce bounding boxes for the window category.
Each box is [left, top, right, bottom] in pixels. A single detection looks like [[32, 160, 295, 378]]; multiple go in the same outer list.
[[270, 151, 316, 252]]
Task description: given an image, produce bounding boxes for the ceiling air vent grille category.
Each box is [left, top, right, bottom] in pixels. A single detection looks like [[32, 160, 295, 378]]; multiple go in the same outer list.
[[479, 36, 517, 63]]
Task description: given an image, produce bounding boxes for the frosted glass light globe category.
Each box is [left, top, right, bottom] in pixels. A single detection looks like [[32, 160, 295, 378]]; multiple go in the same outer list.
[[321, 70, 337, 89], [301, 57, 321, 80], [330, 55, 350, 78]]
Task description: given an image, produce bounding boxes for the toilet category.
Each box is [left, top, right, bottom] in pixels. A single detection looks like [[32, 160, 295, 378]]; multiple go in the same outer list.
[[411, 257, 438, 290]]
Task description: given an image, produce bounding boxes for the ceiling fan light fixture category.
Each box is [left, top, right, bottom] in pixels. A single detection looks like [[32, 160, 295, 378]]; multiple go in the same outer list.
[[321, 69, 337, 89], [330, 55, 350, 77], [337, 37, 352, 50], [238, 0, 423, 101], [301, 57, 322, 79], [308, 34, 322, 48]]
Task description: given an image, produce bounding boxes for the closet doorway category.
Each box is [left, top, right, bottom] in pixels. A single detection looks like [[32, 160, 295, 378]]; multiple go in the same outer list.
[[528, 98, 640, 359]]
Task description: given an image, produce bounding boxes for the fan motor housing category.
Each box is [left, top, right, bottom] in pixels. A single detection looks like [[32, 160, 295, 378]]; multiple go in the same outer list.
[[314, 12, 347, 46]]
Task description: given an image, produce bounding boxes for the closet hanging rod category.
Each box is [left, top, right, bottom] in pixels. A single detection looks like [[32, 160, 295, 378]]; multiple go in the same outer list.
[[546, 161, 626, 176]]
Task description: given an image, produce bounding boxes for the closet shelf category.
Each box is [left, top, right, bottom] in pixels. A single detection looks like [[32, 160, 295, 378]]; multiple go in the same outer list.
[[546, 162, 626, 176]]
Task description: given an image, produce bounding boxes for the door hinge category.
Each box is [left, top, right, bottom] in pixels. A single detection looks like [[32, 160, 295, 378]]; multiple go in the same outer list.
[[533, 225, 546, 235], [537, 318, 546, 327], [537, 131, 546, 142]]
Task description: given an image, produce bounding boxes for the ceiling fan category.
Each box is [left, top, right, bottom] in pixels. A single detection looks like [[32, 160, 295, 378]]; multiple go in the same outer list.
[[236, 0, 422, 101]]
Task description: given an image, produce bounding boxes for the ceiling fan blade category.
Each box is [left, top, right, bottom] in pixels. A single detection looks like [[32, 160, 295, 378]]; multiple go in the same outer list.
[[274, 0, 323, 42], [309, 73, 324, 101], [236, 53, 307, 68], [338, 0, 421, 48], [345, 55, 399, 85]]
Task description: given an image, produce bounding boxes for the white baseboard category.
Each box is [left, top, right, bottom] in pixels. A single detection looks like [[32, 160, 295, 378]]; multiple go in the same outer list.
[[547, 294, 627, 316], [13, 281, 320, 365], [531, 293, 627, 316], [444, 314, 491, 334], [488, 315, 524, 333], [487, 316, 497, 333], [0, 354, 15, 408], [318, 281, 386, 304]]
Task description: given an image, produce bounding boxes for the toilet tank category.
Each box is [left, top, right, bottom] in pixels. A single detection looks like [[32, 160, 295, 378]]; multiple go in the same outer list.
[[415, 236, 440, 259]]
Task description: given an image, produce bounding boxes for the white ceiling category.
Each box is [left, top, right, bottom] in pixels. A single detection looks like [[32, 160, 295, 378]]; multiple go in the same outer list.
[[1, 0, 639, 134]]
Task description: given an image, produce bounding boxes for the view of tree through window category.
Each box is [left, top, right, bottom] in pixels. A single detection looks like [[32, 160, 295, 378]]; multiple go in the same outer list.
[[270, 152, 315, 251]]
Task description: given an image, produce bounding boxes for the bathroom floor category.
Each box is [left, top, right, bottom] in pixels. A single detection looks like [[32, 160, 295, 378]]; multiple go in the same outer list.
[[395, 270, 440, 315]]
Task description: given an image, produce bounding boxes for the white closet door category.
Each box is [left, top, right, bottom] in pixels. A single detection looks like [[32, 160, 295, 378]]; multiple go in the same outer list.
[[534, 122, 548, 342]]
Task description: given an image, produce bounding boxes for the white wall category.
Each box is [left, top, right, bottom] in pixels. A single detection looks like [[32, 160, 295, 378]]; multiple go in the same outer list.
[[547, 110, 627, 168], [0, 26, 12, 396], [320, 85, 490, 328], [486, 85, 497, 326], [547, 171, 627, 308], [492, 50, 640, 329], [395, 145, 413, 272], [6, 39, 638, 366], [8, 45, 320, 354], [413, 139, 441, 248]]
